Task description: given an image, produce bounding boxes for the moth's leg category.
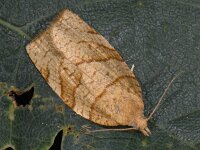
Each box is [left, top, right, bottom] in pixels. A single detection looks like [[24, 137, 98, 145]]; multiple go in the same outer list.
[[131, 64, 135, 72]]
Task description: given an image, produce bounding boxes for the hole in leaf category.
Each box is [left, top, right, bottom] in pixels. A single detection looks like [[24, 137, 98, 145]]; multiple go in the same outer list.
[[68, 127, 72, 131], [8, 85, 34, 106], [5, 147, 14, 150], [66, 125, 74, 134], [49, 130, 63, 150]]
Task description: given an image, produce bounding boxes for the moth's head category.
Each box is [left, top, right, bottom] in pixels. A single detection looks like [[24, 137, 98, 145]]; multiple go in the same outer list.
[[136, 117, 151, 136]]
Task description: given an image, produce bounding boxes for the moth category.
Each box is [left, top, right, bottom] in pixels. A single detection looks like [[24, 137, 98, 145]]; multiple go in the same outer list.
[[26, 9, 179, 136]]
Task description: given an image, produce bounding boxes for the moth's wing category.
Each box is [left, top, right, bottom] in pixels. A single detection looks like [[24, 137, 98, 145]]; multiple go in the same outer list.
[[26, 9, 143, 126], [52, 9, 142, 98]]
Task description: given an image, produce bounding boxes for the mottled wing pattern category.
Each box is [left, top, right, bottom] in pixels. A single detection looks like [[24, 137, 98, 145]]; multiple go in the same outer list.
[[26, 9, 143, 126]]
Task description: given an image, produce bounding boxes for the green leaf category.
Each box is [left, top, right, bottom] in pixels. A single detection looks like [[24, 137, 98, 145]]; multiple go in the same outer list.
[[0, 0, 200, 149]]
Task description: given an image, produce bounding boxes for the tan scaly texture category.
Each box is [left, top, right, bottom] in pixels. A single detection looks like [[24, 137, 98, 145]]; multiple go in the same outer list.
[[26, 9, 150, 136]]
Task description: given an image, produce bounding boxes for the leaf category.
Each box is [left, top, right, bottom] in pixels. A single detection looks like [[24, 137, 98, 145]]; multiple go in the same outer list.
[[0, 0, 200, 149]]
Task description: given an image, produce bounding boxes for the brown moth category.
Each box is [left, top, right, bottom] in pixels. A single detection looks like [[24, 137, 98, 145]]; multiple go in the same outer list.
[[26, 9, 178, 136]]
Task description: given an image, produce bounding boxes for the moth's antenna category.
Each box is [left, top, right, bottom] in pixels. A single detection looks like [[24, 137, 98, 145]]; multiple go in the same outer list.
[[82, 126, 137, 134], [147, 71, 183, 120]]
